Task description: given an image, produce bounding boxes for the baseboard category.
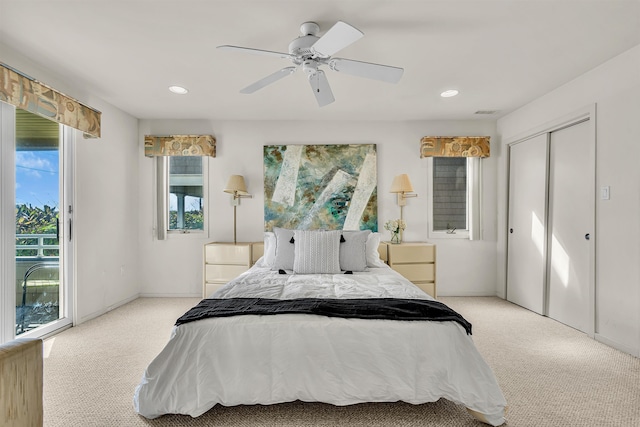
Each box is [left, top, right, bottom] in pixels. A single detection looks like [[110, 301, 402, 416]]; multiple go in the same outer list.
[[77, 309, 106, 325], [437, 291, 499, 297], [138, 292, 201, 298], [76, 294, 139, 325], [595, 333, 639, 358], [106, 294, 139, 312]]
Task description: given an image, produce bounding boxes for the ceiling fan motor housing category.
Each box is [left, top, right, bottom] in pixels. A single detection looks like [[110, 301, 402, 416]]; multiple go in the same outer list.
[[288, 35, 320, 59]]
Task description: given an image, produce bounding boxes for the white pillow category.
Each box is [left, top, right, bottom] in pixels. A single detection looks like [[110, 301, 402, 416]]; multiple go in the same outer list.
[[272, 228, 296, 271], [293, 230, 341, 274], [366, 232, 386, 267], [340, 230, 371, 271], [261, 231, 276, 268]]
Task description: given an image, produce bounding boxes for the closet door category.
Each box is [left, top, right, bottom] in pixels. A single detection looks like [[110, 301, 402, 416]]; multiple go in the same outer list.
[[547, 120, 593, 333], [507, 134, 548, 314]]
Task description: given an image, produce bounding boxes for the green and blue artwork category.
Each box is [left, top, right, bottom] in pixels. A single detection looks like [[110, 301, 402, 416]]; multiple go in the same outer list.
[[264, 144, 377, 232]]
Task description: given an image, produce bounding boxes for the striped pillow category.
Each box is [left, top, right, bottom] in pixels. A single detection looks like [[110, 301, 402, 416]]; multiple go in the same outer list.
[[293, 230, 341, 274]]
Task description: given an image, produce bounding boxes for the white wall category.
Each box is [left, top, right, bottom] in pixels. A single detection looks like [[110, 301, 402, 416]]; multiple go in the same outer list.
[[0, 42, 141, 325], [138, 120, 498, 298], [497, 44, 640, 356], [74, 100, 139, 323]]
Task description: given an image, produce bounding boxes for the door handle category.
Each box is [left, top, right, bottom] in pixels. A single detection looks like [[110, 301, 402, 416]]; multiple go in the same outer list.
[[509, 228, 514, 234], [585, 233, 590, 240]]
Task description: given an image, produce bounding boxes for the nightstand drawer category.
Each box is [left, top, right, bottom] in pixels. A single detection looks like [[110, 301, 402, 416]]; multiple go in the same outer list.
[[252, 243, 264, 264], [205, 264, 249, 282], [388, 244, 435, 263], [204, 283, 225, 298], [203, 242, 262, 298], [205, 244, 251, 265], [392, 263, 435, 282], [414, 283, 436, 298], [385, 242, 437, 298]]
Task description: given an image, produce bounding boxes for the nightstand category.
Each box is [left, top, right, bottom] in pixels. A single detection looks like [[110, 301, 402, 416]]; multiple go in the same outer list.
[[203, 242, 263, 298], [385, 242, 437, 298]]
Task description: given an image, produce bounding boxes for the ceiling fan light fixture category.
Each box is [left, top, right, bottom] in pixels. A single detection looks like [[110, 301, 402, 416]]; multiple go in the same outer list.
[[302, 60, 318, 76], [440, 89, 459, 98], [169, 85, 189, 95]]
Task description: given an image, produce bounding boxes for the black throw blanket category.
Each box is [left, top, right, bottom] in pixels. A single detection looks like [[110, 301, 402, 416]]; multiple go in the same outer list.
[[175, 298, 472, 335]]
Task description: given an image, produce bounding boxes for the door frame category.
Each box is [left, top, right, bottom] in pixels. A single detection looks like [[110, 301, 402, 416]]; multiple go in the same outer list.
[[503, 104, 596, 337], [0, 103, 16, 344]]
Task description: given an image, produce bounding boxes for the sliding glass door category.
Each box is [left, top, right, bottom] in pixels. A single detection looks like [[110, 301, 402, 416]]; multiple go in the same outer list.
[[0, 105, 74, 342]]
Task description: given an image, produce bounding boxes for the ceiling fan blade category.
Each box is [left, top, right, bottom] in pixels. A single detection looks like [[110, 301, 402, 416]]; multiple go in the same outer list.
[[308, 70, 335, 107], [329, 58, 404, 83], [311, 21, 364, 58], [217, 45, 294, 60], [240, 67, 297, 94]]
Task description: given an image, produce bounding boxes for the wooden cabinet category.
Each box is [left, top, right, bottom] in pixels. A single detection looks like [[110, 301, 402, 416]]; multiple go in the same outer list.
[[203, 242, 262, 298], [385, 242, 437, 298]]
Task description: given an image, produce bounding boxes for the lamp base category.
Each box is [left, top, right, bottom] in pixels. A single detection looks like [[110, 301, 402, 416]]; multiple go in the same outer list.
[[233, 205, 237, 244]]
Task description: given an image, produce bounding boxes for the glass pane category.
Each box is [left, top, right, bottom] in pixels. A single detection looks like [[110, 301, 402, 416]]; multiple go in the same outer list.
[[432, 157, 467, 231], [168, 157, 204, 230], [15, 109, 61, 335]]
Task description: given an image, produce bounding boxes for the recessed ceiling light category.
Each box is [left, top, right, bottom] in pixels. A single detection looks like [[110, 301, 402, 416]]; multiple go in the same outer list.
[[169, 85, 188, 95], [440, 89, 459, 98]]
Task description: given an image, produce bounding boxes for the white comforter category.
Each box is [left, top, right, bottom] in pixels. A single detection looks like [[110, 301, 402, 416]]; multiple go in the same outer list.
[[133, 265, 506, 425]]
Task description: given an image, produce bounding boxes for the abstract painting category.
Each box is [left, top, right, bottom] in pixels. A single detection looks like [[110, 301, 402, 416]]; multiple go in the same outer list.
[[264, 144, 377, 231]]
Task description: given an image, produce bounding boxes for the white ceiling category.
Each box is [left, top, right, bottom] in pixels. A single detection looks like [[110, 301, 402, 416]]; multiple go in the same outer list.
[[1, 0, 639, 121]]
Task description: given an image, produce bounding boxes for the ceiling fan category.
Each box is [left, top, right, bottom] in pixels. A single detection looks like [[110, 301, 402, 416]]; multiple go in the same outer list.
[[217, 21, 404, 107]]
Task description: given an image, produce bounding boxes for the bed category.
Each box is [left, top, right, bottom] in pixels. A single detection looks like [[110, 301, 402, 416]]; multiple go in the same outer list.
[[133, 229, 507, 425]]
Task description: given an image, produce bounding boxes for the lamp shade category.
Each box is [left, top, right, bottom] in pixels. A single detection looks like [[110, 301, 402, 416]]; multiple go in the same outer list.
[[390, 174, 414, 193], [224, 175, 249, 195]]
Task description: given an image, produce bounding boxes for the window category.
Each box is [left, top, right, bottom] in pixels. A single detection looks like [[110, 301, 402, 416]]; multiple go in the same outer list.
[[156, 156, 208, 238], [168, 157, 204, 231], [427, 157, 481, 240]]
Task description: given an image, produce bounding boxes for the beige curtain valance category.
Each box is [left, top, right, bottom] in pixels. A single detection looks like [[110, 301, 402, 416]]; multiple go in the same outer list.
[[420, 136, 490, 158], [144, 135, 216, 157], [0, 63, 101, 138]]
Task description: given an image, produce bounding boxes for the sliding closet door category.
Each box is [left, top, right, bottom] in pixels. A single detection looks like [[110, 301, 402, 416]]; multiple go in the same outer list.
[[547, 120, 593, 333], [507, 134, 548, 314]]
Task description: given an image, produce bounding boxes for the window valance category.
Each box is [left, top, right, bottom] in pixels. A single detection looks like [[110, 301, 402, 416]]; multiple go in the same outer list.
[[144, 135, 216, 157], [420, 136, 490, 158], [0, 62, 101, 138]]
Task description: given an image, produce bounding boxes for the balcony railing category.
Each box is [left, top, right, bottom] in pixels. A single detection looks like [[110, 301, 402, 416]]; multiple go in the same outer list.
[[16, 234, 59, 259]]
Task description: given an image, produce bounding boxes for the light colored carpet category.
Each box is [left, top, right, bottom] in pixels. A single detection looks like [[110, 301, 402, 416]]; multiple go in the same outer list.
[[42, 297, 640, 426]]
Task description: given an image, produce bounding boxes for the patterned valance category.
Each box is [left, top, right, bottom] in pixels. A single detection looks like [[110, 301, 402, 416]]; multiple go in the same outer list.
[[0, 62, 101, 138], [144, 135, 216, 157], [420, 136, 490, 158]]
